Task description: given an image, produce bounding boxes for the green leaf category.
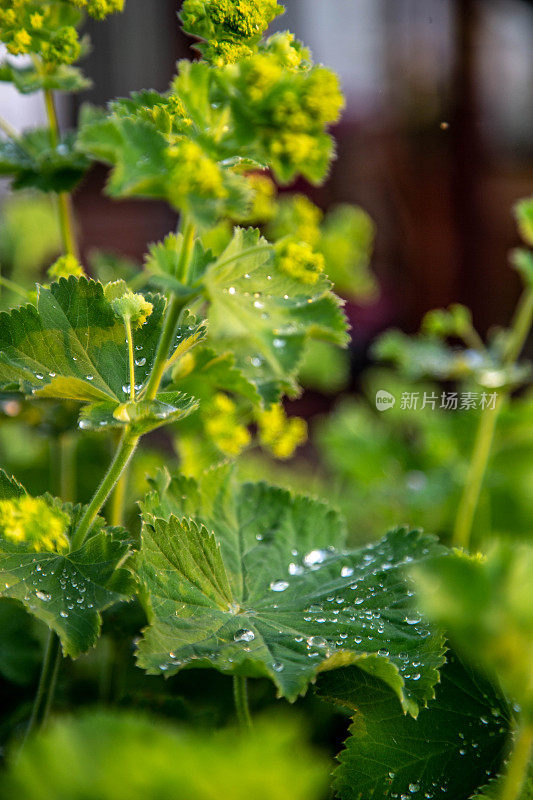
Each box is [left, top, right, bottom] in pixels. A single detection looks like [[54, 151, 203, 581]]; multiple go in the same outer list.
[[79, 392, 199, 433], [0, 470, 134, 658], [512, 249, 533, 290], [318, 204, 377, 301], [77, 105, 170, 199], [0, 711, 330, 800], [0, 129, 90, 193], [204, 227, 349, 403], [135, 468, 445, 707], [0, 61, 92, 94], [169, 346, 260, 406], [514, 197, 533, 247], [321, 652, 511, 800], [414, 542, 533, 718], [0, 276, 201, 407]]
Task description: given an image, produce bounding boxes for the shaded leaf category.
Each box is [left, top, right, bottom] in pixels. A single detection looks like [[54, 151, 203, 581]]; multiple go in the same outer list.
[[0, 129, 89, 193], [320, 652, 511, 800], [0, 61, 91, 94], [136, 469, 445, 707], [414, 543, 533, 717], [169, 346, 260, 406]]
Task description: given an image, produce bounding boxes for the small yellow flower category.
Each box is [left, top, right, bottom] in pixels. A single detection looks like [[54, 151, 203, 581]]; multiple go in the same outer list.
[[0, 496, 70, 553], [275, 239, 324, 285], [10, 28, 32, 54], [205, 393, 251, 457], [29, 13, 43, 30], [257, 404, 307, 459], [48, 254, 85, 280]]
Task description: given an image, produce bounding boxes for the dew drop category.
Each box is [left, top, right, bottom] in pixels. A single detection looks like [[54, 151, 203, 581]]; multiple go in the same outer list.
[[341, 565, 354, 578], [270, 580, 289, 592], [234, 629, 255, 643], [36, 590, 51, 602]]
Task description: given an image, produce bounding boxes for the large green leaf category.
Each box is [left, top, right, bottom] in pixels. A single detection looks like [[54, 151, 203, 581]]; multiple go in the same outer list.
[[319, 652, 511, 800], [0, 711, 329, 800], [135, 468, 445, 707], [0, 470, 134, 658], [0, 129, 90, 193], [0, 276, 202, 411], [204, 227, 349, 403]]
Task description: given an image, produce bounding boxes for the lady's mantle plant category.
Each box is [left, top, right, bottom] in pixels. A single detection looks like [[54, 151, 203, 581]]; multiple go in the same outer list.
[[0, 2, 530, 799]]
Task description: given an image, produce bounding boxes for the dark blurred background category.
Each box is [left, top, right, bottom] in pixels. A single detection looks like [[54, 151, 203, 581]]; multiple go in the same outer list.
[[6, 0, 533, 341]]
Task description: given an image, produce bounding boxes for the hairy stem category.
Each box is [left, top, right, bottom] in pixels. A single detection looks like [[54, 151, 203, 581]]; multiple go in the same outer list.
[[43, 88, 79, 258], [109, 466, 129, 527], [500, 722, 533, 800], [144, 220, 196, 401], [453, 285, 533, 550], [70, 427, 140, 551], [124, 317, 136, 401], [233, 675, 252, 728]]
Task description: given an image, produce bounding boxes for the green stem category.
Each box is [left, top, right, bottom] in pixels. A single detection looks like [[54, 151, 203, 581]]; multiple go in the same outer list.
[[0, 114, 20, 141], [24, 632, 61, 742], [452, 285, 533, 550], [0, 274, 33, 300], [144, 221, 196, 401], [109, 466, 128, 527], [233, 675, 252, 728], [124, 317, 136, 401], [43, 88, 79, 258], [500, 722, 533, 800], [70, 427, 140, 551], [452, 395, 503, 549]]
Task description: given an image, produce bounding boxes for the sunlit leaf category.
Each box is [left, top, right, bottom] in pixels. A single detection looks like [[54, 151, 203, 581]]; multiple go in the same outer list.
[[0, 61, 92, 94], [204, 227, 348, 403], [0, 277, 203, 409]]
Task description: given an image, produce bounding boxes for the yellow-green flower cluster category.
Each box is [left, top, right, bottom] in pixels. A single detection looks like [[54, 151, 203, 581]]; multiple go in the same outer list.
[[267, 194, 322, 246], [0, 496, 69, 553], [48, 254, 85, 280], [105, 281, 153, 328], [180, 0, 284, 65], [257, 404, 307, 459], [205, 393, 251, 456], [227, 34, 345, 183], [167, 139, 227, 212], [0, 0, 124, 63], [70, 0, 124, 20], [275, 238, 325, 285]]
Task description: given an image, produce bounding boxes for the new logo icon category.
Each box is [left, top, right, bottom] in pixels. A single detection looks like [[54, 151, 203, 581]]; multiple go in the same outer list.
[[375, 390, 396, 411]]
